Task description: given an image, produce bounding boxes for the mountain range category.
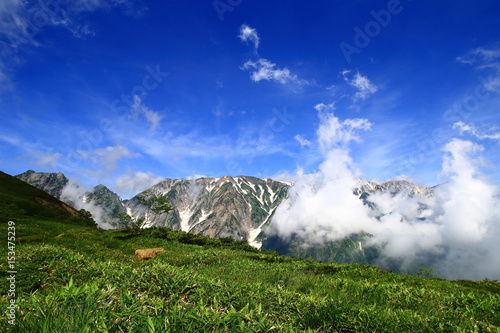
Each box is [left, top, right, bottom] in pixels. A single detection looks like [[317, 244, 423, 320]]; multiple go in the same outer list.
[[14, 170, 433, 265]]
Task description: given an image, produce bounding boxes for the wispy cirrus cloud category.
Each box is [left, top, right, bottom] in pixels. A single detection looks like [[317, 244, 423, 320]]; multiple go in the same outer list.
[[131, 95, 164, 132], [295, 134, 312, 148], [32, 150, 62, 167], [78, 145, 141, 171], [453, 121, 500, 142], [457, 47, 500, 92], [0, 0, 146, 93]]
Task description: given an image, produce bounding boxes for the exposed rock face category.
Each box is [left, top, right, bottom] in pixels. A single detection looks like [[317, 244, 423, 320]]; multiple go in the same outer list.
[[15, 170, 435, 253], [16, 170, 68, 198], [354, 179, 434, 198], [85, 184, 127, 220], [126, 176, 290, 248]]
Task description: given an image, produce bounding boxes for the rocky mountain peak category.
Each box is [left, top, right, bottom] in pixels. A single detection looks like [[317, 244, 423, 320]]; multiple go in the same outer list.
[[16, 170, 69, 198], [15, 170, 434, 249]]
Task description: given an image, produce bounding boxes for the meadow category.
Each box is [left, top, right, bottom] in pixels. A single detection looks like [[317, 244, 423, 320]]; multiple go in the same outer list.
[[0, 171, 499, 332]]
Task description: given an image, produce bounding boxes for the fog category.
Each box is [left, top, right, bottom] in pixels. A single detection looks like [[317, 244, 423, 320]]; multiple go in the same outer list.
[[60, 180, 115, 230], [271, 110, 500, 280]]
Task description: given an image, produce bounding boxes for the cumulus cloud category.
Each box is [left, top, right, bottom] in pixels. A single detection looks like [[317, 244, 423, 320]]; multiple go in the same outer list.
[[238, 25, 310, 88], [238, 24, 260, 51], [270, 108, 500, 280], [342, 70, 378, 100], [271, 109, 373, 244], [241, 58, 310, 87], [316, 110, 372, 151]]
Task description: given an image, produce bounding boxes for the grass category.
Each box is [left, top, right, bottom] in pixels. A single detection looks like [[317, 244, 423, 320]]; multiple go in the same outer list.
[[1, 171, 499, 332], [1, 218, 499, 332]]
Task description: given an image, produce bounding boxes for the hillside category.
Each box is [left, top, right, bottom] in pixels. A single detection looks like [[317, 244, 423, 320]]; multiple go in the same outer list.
[[0, 171, 94, 226], [1, 171, 500, 332]]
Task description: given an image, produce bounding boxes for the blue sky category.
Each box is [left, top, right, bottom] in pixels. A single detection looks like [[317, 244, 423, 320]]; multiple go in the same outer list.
[[1, 0, 499, 198]]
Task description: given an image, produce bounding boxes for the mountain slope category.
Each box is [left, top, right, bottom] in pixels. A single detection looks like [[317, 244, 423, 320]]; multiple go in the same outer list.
[[13, 170, 436, 257], [0, 171, 93, 226], [16, 170, 68, 199], [126, 176, 290, 247], [1, 196, 498, 332]]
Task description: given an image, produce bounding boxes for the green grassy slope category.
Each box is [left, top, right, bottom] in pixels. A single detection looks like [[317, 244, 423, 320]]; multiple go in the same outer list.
[[1, 171, 499, 332], [0, 171, 94, 226]]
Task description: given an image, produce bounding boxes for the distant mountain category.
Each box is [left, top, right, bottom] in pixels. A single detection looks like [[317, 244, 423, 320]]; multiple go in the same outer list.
[[83, 184, 128, 220], [14, 170, 434, 264], [264, 179, 435, 269], [16, 170, 68, 198], [126, 176, 290, 247], [355, 179, 433, 198], [14, 171, 291, 247]]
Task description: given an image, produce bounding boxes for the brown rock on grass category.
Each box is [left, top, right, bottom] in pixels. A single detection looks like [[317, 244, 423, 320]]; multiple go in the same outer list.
[[135, 248, 164, 259]]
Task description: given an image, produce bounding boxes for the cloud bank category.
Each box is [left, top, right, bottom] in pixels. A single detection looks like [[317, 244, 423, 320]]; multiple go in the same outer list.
[[270, 109, 500, 280]]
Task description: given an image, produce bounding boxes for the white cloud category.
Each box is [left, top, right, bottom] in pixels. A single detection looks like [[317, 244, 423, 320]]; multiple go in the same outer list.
[[316, 110, 372, 151], [89, 145, 141, 170], [342, 70, 378, 100], [114, 169, 163, 198], [0, 0, 145, 93], [186, 174, 208, 180], [238, 25, 311, 89], [313, 102, 335, 112], [457, 47, 500, 92], [457, 47, 500, 64], [238, 24, 260, 51], [241, 58, 310, 86], [0, 0, 33, 45], [0, 0, 118, 46], [453, 121, 500, 141], [35, 151, 62, 166], [60, 180, 114, 229], [131, 95, 163, 132], [270, 109, 500, 280], [294, 134, 312, 148]]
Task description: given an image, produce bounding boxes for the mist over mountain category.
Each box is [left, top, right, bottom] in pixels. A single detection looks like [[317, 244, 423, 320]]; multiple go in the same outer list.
[[15, 119, 500, 283], [266, 109, 500, 280], [15, 169, 461, 276], [15, 171, 290, 248]]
